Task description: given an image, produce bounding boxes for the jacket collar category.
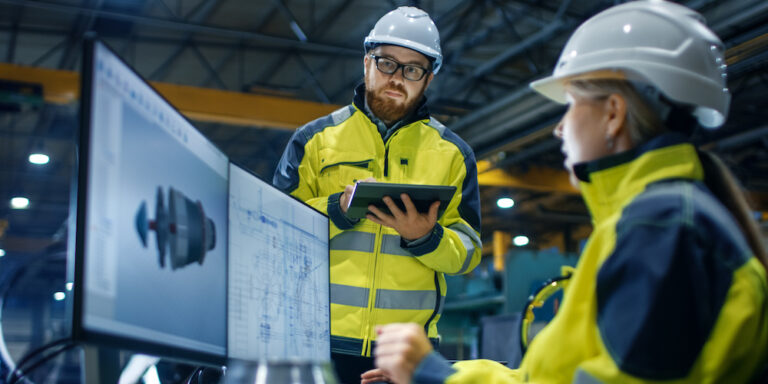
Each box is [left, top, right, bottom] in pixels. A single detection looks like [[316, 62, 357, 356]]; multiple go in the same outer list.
[[352, 83, 430, 129], [575, 132, 704, 222]]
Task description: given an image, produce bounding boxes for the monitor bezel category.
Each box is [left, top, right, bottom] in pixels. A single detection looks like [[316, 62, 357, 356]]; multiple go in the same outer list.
[[73, 37, 227, 366], [226, 161, 331, 363]]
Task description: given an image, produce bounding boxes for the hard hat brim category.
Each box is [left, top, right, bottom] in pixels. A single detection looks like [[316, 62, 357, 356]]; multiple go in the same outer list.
[[530, 69, 630, 104]]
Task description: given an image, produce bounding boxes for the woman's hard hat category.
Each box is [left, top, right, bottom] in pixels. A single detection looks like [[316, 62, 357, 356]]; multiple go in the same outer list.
[[530, 0, 730, 128]]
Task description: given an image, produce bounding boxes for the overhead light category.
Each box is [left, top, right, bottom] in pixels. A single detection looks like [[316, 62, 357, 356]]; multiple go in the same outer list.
[[53, 292, 66, 301], [497, 197, 515, 209], [0, 249, 5, 257], [29, 153, 50, 165], [66, 282, 74, 291], [10, 197, 30, 209], [513, 235, 530, 247]]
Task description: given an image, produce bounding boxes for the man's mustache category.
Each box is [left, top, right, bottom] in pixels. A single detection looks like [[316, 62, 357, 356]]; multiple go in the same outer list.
[[382, 82, 407, 97]]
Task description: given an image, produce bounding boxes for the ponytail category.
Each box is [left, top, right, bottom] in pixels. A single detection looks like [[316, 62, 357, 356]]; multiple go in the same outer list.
[[698, 150, 768, 272]]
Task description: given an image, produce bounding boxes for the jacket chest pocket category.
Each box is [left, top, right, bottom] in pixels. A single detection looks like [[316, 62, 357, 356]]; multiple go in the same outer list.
[[318, 159, 374, 193]]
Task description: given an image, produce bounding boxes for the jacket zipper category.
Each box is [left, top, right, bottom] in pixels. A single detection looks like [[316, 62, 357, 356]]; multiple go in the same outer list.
[[383, 129, 404, 179], [363, 224, 384, 356], [383, 146, 389, 177], [362, 134, 385, 356], [423, 272, 441, 339]]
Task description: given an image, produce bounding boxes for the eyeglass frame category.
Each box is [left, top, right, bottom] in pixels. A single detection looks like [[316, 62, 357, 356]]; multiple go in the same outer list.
[[368, 54, 431, 81]]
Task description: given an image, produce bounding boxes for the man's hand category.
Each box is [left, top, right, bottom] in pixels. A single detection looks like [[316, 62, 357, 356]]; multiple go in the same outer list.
[[366, 193, 440, 241], [340, 177, 377, 214], [373, 323, 433, 384]]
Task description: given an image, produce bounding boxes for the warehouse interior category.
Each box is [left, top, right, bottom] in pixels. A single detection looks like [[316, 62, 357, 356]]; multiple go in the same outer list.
[[1, 0, 768, 382]]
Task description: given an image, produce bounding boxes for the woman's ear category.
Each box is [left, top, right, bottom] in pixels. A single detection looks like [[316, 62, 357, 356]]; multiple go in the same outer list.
[[604, 93, 627, 140]]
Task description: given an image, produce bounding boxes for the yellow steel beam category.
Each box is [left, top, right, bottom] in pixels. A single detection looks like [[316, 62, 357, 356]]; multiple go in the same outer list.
[[477, 160, 579, 194], [492, 230, 512, 271], [0, 63, 80, 104], [0, 63, 340, 130]]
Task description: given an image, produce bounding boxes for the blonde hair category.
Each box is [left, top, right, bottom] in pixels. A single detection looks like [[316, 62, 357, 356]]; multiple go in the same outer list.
[[567, 79, 664, 145], [568, 78, 768, 271]]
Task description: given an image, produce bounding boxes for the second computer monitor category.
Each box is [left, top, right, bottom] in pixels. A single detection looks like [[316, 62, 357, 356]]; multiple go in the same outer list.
[[228, 164, 330, 362]]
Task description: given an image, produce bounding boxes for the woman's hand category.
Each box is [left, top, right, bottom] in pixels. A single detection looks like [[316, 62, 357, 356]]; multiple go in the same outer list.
[[373, 323, 434, 384]]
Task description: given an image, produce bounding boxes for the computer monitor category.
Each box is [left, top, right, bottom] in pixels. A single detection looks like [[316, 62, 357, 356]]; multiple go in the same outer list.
[[74, 39, 331, 366], [227, 164, 330, 362], [74, 39, 229, 364]]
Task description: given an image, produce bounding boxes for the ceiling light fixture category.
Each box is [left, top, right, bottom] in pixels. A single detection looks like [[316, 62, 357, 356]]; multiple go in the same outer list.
[[29, 153, 50, 165], [496, 197, 515, 209], [513, 235, 530, 247], [10, 197, 30, 209]]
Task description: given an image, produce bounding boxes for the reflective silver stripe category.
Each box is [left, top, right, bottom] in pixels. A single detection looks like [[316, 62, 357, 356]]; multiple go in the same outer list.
[[331, 105, 354, 125], [380, 234, 414, 256], [330, 231, 375, 253], [448, 222, 481, 249], [330, 284, 369, 307], [447, 223, 479, 274], [427, 117, 447, 136], [448, 224, 476, 274], [375, 289, 439, 310]]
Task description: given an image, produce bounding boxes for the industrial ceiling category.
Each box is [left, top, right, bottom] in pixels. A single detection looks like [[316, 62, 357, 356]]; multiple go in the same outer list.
[[1, 0, 767, 257]]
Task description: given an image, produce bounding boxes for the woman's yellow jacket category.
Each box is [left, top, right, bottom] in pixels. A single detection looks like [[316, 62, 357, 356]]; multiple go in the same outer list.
[[414, 133, 768, 383]]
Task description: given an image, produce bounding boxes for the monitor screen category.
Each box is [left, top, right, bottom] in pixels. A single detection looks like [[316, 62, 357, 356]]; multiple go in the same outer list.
[[227, 164, 330, 362], [75, 40, 229, 360]]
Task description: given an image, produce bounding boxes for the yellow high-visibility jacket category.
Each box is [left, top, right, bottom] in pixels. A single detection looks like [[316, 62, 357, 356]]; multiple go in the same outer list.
[[413, 133, 768, 383], [273, 84, 482, 357]]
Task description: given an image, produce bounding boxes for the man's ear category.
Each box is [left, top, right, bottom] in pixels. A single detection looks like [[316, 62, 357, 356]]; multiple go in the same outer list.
[[604, 93, 627, 139], [424, 72, 434, 88], [363, 54, 369, 76]]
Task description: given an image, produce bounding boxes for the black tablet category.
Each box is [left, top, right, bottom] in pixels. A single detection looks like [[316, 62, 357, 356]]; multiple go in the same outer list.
[[345, 182, 456, 220]]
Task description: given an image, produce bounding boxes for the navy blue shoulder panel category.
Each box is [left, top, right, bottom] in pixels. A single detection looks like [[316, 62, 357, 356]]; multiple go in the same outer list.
[[427, 118, 481, 234], [272, 105, 355, 193], [596, 180, 750, 380]]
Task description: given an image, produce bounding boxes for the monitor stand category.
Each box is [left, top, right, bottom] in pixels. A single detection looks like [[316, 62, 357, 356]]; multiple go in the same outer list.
[[80, 345, 121, 384]]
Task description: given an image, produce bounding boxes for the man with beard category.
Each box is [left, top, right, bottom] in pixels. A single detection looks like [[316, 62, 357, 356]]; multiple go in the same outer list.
[[273, 6, 482, 383]]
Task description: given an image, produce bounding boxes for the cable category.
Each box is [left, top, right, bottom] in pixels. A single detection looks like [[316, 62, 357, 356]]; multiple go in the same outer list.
[[185, 366, 203, 384], [9, 337, 69, 376], [7, 339, 76, 384], [8, 341, 76, 384]]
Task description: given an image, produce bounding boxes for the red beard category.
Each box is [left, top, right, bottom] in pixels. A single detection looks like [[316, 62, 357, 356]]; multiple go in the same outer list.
[[366, 82, 423, 124]]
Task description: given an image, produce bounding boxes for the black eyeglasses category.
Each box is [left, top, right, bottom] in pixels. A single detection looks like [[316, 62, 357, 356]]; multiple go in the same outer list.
[[369, 54, 430, 81]]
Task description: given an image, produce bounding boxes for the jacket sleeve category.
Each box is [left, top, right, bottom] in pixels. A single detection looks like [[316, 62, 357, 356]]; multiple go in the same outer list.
[[403, 146, 482, 275], [574, 185, 746, 383], [273, 127, 357, 229], [412, 352, 522, 384]]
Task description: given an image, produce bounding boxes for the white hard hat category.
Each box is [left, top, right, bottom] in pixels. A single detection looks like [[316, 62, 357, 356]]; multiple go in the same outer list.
[[530, 0, 730, 128], [364, 6, 443, 74]]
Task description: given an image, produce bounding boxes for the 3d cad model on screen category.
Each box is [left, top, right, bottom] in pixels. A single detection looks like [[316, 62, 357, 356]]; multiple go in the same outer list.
[[135, 186, 217, 270]]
